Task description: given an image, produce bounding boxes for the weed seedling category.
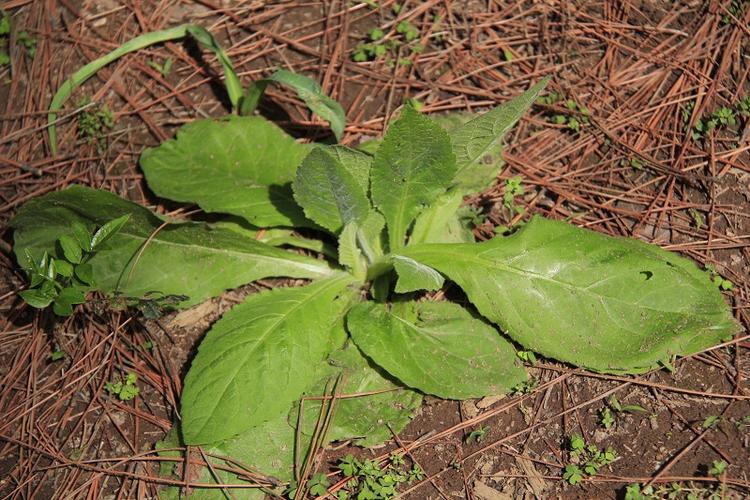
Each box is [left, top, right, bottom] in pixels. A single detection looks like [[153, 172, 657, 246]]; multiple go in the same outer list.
[[50, 349, 65, 361], [334, 454, 418, 499], [516, 350, 537, 365], [17, 215, 129, 316], [564, 434, 617, 486], [537, 92, 589, 132], [502, 175, 525, 216], [105, 372, 140, 401], [76, 97, 115, 150], [465, 425, 488, 444], [599, 395, 647, 429], [0, 11, 36, 67]]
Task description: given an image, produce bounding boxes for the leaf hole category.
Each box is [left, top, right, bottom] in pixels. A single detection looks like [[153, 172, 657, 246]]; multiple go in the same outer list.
[[640, 271, 653, 280]]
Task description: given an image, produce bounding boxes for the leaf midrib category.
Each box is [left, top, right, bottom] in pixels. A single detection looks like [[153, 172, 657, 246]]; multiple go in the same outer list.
[[190, 274, 351, 440], [405, 248, 722, 318]]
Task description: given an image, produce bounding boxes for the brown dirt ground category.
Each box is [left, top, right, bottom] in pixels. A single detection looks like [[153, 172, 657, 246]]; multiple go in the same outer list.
[[1, 0, 749, 499]]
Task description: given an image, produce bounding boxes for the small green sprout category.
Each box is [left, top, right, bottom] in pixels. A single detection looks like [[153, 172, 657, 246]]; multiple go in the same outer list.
[[105, 372, 140, 401], [702, 415, 721, 429], [308, 473, 330, 497], [563, 464, 584, 485], [147, 57, 173, 77], [76, 97, 115, 149], [50, 350, 66, 361], [708, 460, 727, 477], [599, 407, 615, 429], [502, 176, 525, 215], [465, 425, 488, 444]]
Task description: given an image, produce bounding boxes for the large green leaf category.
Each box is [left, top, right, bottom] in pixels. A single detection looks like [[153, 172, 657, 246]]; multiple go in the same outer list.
[[409, 189, 475, 245], [157, 411, 303, 499], [370, 107, 456, 250], [293, 145, 371, 233], [140, 116, 311, 227], [450, 78, 548, 193], [10, 186, 331, 307], [180, 274, 358, 444], [291, 344, 423, 448], [400, 216, 739, 373], [348, 301, 526, 399]]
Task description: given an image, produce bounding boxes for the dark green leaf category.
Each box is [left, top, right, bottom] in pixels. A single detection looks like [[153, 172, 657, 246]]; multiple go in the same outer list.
[[11, 186, 333, 308], [401, 216, 739, 373], [58, 235, 83, 264], [370, 107, 456, 250], [140, 116, 311, 227], [180, 274, 358, 444], [293, 146, 371, 233], [71, 221, 91, 252], [348, 301, 526, 398]]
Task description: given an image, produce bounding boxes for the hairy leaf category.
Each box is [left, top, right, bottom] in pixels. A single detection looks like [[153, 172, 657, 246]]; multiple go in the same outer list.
[[180, 274, 358, 444], [370, 107, 456, 250], [392, 255, 444, 293], [409, 189, 475, 245], [291, 344, 423, 448], [140, 116, 311, 227], [450, 78, 548, 192], [11, 186, 331, 307], [293, 146, 371, 233], [401, 216, 739, 373], [348, 301, 526, 398]]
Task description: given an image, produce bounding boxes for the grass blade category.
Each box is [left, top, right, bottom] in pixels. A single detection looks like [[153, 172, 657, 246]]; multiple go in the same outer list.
[[47, 24, 241, 154]]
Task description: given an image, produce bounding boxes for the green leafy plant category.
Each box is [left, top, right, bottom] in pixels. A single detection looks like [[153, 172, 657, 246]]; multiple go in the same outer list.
[[9, 24, 741, 499], [599, 395, 647, 429], [466, 425, 489, 444], [352, 19, 423, 66], [333, 454, 421, 499], [105, 372, 140, 401], [17, 215, 129, 316], [565, 434, 617, 485], [537, 92, 589, 132], [76, 97, 115, 149]]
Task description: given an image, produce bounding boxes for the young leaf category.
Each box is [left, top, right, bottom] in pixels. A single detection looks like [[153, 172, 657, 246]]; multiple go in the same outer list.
[[180, 273, 358, 444], [90, 214, 130, 249], [339, 221, 368, 281], [392, 255, 444, 293], [348, 301, 526, 399], [71, 221, 92, 252], [18, 288, 55, 309], [58, 235, 83, 264], [290, 344, 423, 447], [293, 146, 371, 233], [11, 186, 332, 308], [401, 216, 740, 373], [450, 78, 548, 193], [409, 189, 474, 245], [241, 69, 346, 141], [371, 107, 456, 250], [140, 116, 311, 227]]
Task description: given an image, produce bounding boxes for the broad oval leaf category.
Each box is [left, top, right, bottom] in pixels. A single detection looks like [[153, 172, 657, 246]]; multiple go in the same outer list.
[[401, 216, 739, 373], [293, 145, 371, 233], [180, 274, 358, 444], [140, 116, 311, 227], [370, 106, 456, 250], [348, 301, 526, 399], [11, 186, 332, 307], [291, 344, 423, 448], [450, 78, 548, 193]]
